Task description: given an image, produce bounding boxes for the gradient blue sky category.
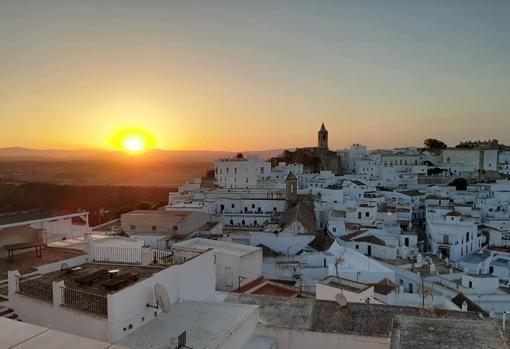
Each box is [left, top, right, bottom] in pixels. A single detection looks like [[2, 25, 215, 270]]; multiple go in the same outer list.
[[1, 0, 509, 151]]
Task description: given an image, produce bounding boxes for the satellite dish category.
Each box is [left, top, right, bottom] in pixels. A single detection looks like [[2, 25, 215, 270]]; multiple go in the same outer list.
[[335, 293, 348, 307], [154, 283, 171, 313]]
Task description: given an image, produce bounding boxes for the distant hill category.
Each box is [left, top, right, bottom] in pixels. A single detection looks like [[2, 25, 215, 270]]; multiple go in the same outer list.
[[0, 147, 285, 162], [0, 183, 174, 226], [0, 147, 287, 186]]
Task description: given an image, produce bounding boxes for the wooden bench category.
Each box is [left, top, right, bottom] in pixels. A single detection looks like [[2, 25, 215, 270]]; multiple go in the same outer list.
[[76, 269, 109, 286], [103, 272, 139, 291], [4, 241, 46, 261]]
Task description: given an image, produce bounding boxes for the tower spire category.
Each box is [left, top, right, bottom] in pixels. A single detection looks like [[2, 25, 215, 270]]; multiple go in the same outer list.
[[318, 123, 328, 148]]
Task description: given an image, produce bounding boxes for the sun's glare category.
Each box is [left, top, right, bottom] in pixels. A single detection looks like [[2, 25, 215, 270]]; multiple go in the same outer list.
[[122, 135, 145, 153], [110, 128, 156, 155]]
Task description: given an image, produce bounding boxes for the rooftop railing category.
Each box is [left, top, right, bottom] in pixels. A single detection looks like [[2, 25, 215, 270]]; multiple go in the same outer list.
[[16, 277, 53, 303], [60, 286, 107, 318], [92, 246, 142, 265], [153, 246, 206, 266]]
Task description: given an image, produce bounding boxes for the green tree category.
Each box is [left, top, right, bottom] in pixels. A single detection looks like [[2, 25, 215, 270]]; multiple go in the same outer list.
[[449, 178, 468, 191], [424, 138, 447, 150]]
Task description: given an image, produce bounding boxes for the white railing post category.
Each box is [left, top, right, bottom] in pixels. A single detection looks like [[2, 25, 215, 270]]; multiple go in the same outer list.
[[141, 245, 153, 266], [7, 270, 21, 299], [53, 280, 65, 307], [84, 232, 93, 255]]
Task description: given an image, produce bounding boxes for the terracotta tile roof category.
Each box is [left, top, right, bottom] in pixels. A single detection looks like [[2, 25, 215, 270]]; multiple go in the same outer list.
[[280, 202, 316, 234], [353, 235, 386, 246], [445, 211, 463, 217], [308, 231, 334, 251], [372, 278, 398, 295], [340, 230, 368, 241], [237, 277, 300, 298], [285, 171, 298, 181], [398, 190, 425, 197]]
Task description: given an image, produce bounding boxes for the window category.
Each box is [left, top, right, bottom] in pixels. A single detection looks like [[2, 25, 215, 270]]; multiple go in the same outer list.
[[490, 266, 494, 274], [365, 212, 369, 217], [252, 204, 255, 209], [333, 227, 337, 233], [358, 212, 362, 219], [241, 220, 245, 226], [466, 232, 470, 242], [254, 220, 258, 226], [355, 244, 359, 249], [230, 219, 234, 225], [231, 204, 235, 209], [234, 168, 237, 174], [151, 226, 157, 231], [130, 225, 136, 230], [404, 238, 409, 247], [468, 281, 473, 288], [172, 225, 178, 231]]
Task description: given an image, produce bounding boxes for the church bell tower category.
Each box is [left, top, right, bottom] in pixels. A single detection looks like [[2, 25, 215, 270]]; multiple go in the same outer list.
[[318, 123, 328, 148]]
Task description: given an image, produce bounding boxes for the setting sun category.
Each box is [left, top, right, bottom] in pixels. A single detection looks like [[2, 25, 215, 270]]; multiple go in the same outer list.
[[122, 135, 145, 153], [110, 127, 156, 154]]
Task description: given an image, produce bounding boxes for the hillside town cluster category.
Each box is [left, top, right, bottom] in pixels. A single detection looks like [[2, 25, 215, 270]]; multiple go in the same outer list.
[[2, 124, 510, 348]]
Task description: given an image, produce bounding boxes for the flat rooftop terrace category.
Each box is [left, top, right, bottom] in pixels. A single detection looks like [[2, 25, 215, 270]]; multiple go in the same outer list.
[[224, 293, 481, 338], [117, 301, 257, 349], [0, 317, 127, 349], [0, 246, 85, 275], [176, 238, 260, 257], [29, 262, 164, 295], [393, 316, 506, 348]]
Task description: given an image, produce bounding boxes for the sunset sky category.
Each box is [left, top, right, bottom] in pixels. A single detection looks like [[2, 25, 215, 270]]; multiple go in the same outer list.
[[1, 0, 509, 151]]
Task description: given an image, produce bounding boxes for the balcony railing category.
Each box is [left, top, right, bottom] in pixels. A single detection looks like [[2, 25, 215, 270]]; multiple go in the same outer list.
[[17, 277, 53, 303], [153, 246, 206, 266], [92, 246, 142, 265], [221, 210, 279, 216], [60, 287, 107, 318]]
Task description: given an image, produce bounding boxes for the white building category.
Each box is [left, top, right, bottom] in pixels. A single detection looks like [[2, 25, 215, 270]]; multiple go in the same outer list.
[[8, 238, 259, 348], [215, 155, 271, 189], [175, 238, 263, 292], [427, 210, 483, 261], [120, 210, 219, 248], [441, 149, 498, 174], [0, 209, 90, 255]]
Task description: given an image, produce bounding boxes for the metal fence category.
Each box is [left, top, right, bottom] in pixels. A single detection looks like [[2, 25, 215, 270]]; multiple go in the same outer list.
[[153, 246, 205, 266], [92, 246, 142, 264], [17, 277, 53, 303], [60, 287, 108, 318]]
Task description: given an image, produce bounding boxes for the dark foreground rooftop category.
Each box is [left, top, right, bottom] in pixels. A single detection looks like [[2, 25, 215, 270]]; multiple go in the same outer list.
[[225, 293, 507, 347], [392, 316, 505, 349]]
